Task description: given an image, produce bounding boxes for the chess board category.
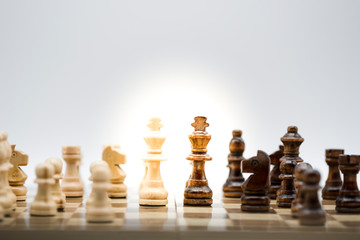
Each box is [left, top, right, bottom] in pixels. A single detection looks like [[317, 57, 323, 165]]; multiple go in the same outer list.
[[1, 188, 359, 240]]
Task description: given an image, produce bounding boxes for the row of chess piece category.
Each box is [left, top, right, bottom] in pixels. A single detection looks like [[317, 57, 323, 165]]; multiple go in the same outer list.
[[0, 116, 359, 225]]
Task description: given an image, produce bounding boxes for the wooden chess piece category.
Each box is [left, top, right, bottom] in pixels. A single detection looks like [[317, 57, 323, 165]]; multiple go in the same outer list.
[[86, 164, 114, 223], [61, 146, 84, 197], [336, 154, 360, 213], [86, 160, 111, 208], [268, 145, 284, 199], [139, 118, 168, 206], [223, 130, 245, 198], [184, 116, 213, 206], [102, 145, 127, 198], [0, 131, 17, 216], [8, 145, 28, 201], [277, 126, 304, 208], [30, 163, 57, 216], [291, 162, 312, 218], [139, 162, 148, 191], [241, 150, 270, 212], [45, 158, 66, 211], [0, 205, 3, 221], [322, 149, 344, 200], [299, 169, 326, 226]]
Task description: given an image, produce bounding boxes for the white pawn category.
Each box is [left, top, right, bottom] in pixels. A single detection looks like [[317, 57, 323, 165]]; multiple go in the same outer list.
[[30, 163, 57, 216], [86, 165, 114, 223], [0, 131, 17, 216], [139, 118, 168, 206], [86, 160, 110, 208], [45, 158, 66, 211]]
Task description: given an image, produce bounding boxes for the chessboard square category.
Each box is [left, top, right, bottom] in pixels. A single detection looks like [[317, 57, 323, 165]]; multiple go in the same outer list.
[[274, 208, 292, 215], [113, 207, 127, 213], [177, 217, 211, 227], [326, 220, 346, 229], [180, 206, 226, 214], [323, 204, 336, 210], [74, 207, 86, 213], [183, 212, 228, 219], [65, 217, 86, 226], [223, 203, 240, 209], [125, 212, 175, 219], [228, 212, 282, 220], [332, 214, 360, 222], [110, 199, 128, 204]]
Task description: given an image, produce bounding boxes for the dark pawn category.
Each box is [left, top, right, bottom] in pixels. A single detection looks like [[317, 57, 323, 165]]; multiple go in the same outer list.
[[277, 126, 304, 208], [336, 154, 360, 213], [291, 162, 312, 218], [241, 150, 270, 212], [184, 116, 212, 206], [299, 169, 326, 226], [268, 145, 284, 199], [223, 130, 245, 198], [322, 149, 344, 200]]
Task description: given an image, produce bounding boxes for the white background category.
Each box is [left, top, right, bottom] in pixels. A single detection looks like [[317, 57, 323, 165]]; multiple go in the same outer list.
[[1, 0, 359, 195]]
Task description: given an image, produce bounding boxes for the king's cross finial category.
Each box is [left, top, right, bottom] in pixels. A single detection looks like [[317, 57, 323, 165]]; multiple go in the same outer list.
[[191, 116, 209, 131], [147, 117, 163, 131]]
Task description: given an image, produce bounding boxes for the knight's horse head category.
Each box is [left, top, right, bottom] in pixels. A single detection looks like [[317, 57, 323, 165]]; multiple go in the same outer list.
[[9, 145, 29, 183], [241, 150, 270, 190], [269, 145, 284, 165], [102, 145, 126, 165], [10, 145, 29, 166]]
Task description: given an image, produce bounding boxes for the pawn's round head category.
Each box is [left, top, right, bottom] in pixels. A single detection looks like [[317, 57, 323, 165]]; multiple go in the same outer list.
[[295, 162, 312, 181], [36, 163, 55, 179], [90, 160, 108, 174], [304, 169, 321, 185], [92, 166, 110, 182], [45, 158, 63, 174]]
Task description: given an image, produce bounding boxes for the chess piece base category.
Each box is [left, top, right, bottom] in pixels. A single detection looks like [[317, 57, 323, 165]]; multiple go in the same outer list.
[[241, 195, 270, 212], [109, 192, 127, 198], [335, 206, 360, 213], [11, 185, 27, 201], [277, 193, 295, 208], [291, 202, 302, 218], [62, 179, 84, 198], [139, 199, 168, 206], [64, 192, 83, 198], [30, 203, 57, 216], [86, 208, 114, 223], [299, 211, 326, 226], [108, 183, 127, 198], [183, 198, 213, 206], [336, 197, 360, 213], [268, 185, 280, 199], [223, 182, 243, 198], [223, 191, 242, 198], [322, 186, 341, 200]]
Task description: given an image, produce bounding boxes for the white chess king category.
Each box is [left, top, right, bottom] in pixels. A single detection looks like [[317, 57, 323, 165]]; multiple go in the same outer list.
[[139, 118, 168, 206]]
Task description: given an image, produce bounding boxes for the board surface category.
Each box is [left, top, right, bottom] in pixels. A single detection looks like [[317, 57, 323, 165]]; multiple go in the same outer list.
[[1, 188, 360, 240]]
